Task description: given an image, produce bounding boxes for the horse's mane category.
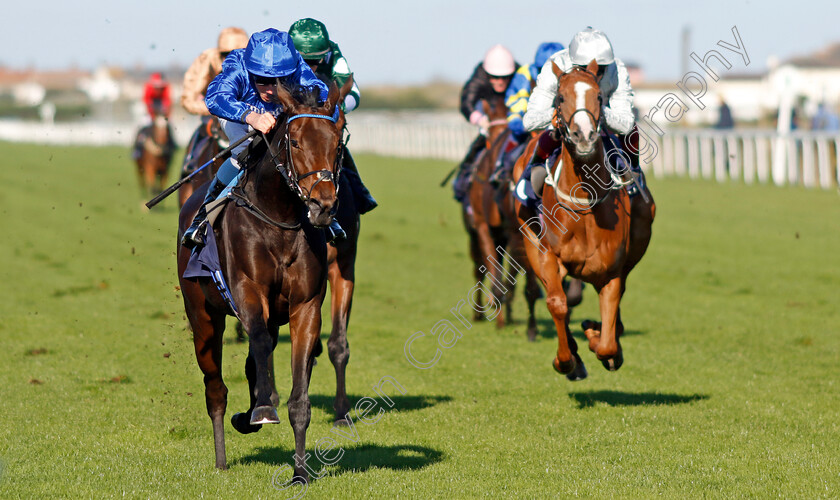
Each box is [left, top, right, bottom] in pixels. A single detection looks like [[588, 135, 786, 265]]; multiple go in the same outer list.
[[288, 85, 321, 108]]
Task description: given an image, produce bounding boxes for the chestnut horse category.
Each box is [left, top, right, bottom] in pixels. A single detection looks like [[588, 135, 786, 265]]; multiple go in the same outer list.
[[135, 114, 173, 198], [464, 97, 542, 338], [513, 60, 655, 379], [178, 117, 229, 208], [177, 78, 353, 479]]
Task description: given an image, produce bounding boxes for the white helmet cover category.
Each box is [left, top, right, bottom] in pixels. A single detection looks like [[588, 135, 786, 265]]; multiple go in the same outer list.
[[569, 27, 614, 65], [482, 44, 516, 77]]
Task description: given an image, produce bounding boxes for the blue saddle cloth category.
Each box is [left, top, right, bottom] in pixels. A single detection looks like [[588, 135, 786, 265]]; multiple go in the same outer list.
[[182, 224, 239, 315]]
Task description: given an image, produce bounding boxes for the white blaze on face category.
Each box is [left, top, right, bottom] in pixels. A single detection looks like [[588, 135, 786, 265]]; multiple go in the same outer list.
[[573, 81, 595, 139]]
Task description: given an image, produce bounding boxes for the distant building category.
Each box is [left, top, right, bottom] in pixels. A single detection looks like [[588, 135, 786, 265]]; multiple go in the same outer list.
[[632, 42, 840, 129]]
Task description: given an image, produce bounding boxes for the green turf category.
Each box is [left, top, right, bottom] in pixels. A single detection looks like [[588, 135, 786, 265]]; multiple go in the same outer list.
[[0, 141, 838, 499]]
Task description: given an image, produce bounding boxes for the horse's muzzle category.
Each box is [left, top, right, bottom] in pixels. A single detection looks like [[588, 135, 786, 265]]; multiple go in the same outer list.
[[305, 199, 335, 227]]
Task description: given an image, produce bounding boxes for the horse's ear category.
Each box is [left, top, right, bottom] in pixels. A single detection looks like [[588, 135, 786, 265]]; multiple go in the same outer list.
[[586, 59, 599, 78], [326, 80, 341, 113], [339, 73, 354, 102], [272, 83, 298, 113], [551, 60, 563, 80]]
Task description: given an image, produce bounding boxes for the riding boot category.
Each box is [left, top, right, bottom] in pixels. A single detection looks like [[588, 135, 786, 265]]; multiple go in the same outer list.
[[453, 135, 486, 202], [342, 150, 377, 214], [181, 158, 240, 249], [528, 129, 563, 201]]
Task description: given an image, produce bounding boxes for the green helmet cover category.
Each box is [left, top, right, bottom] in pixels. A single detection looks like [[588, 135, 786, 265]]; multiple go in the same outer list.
[[289, 18, 331, 58]]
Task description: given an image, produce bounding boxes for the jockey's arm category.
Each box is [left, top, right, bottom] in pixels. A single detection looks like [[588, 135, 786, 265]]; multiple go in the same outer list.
[[161, 86, 172, 117], [505, 67, 532, 139], [460, 65, 486, 122], [523, 59, 559, 132], [603, 60, 635, 135], [205, 57, 253, 123], [331, 52, 361, 112]]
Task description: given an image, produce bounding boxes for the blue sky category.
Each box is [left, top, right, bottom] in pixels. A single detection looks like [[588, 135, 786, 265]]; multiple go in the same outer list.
[[4, 0, 839, 84]]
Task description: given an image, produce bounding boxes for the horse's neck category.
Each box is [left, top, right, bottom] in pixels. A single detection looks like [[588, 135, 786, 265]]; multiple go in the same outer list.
[[151, 118, 168, 144], [476, 127, 507, 175], [246, 154, 299, 222]]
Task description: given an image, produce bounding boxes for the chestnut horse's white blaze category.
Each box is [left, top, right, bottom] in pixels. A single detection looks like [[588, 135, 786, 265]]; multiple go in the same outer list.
[[573, 81, 595, 135]]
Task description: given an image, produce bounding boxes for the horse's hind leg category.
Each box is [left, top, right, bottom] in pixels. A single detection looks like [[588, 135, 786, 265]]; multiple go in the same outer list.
[[524, 266, 541, 342], [327, 259, 353, 425]]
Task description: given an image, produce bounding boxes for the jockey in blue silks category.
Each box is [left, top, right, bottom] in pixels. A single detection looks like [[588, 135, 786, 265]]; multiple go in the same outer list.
[[182, 28, 334, 249], [490, 42, 565, 186]]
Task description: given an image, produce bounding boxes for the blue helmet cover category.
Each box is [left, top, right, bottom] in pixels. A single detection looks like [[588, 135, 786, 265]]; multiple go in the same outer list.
[[244, 28, 301, 78], [534, 42, 565, 69]]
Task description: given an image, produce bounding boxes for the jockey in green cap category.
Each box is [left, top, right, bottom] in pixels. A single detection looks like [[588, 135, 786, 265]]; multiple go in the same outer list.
[[289, 18, 377, 214]]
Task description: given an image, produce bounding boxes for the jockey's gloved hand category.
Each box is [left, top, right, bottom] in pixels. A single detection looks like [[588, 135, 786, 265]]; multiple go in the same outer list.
[[469, 110, 490, 132]]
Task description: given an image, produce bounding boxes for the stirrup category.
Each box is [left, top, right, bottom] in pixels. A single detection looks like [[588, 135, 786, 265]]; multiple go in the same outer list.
[[181, 219, 208, 249], [326, 220, 346, 242]]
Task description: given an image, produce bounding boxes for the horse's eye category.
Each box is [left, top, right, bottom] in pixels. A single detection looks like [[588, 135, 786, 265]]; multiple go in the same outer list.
[[290, 139, 300, 148], [557, 95, 565, 104]]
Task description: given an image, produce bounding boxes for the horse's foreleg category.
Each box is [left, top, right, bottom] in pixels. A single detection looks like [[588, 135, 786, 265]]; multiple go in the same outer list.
[[467, 227, 484, 321], [288, 300, 323, 483], [476, 223, 505, 328], [595, 276, 624, 371], [327, 263, 353, 425]]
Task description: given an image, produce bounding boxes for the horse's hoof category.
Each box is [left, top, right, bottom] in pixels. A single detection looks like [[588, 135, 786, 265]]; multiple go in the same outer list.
[[526, 328, 537, 342], [552, 356, 576, 375], [333, 416, 350, 427], [250, 405, 280, 425], [231, 412, 262, 434], [601, 351, 623, 372], [566, 354, 588, 381]]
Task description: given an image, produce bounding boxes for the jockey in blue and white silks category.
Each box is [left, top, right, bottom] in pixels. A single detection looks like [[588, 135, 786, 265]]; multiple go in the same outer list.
[[505, 42, 565, 142], [488, 42, 565, 186], [182, 28, 331, 249]]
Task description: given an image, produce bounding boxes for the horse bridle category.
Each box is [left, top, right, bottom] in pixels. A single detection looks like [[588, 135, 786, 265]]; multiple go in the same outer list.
[[263, 107, 347, 211], [553, 67, 604, 144]]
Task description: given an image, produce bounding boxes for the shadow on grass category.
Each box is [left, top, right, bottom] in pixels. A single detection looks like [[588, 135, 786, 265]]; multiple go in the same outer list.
[[308, 393, 452, 416], [236, 443, 444, 476], [569, 390, 708, 409], [535, 317, 646, 340]]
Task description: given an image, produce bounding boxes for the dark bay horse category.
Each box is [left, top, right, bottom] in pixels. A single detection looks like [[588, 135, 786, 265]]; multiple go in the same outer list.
[[463, 97, 541, 338], [177, 78, 354, 478], [135, 114, 173, 199], [513, 60, 655, 379], [178, 117, 229, 208]]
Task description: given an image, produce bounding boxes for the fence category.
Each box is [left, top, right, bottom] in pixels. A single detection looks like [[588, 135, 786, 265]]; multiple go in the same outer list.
[[2, 112, 838, 190], [647, 129, 840, 189]]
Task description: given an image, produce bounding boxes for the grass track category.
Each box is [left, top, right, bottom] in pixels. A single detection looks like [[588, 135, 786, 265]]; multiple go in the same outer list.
[[0, 141, 838, 498]]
